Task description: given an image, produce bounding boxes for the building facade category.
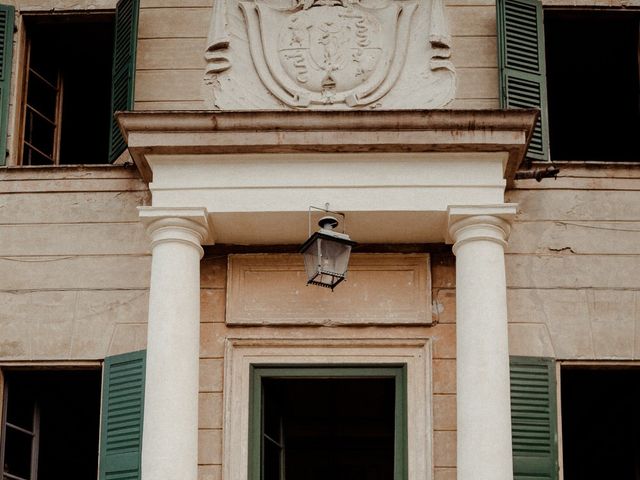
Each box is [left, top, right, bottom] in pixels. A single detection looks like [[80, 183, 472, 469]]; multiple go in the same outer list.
[[0, 0, 639, 480]]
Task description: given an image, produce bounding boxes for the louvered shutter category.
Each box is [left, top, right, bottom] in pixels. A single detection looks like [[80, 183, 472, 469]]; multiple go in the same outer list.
[[0, 4, 14, 167], [100, 350, 146, 480], [497, 0, 550, 161], [108, 0, 140, 163], [510, 356, 558, 480]]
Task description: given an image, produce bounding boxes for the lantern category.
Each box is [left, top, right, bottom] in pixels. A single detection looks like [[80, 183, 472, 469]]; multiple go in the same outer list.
[[299, 216, 356, 290]]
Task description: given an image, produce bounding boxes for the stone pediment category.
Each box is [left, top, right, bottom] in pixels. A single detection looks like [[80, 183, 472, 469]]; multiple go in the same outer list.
[[204, 0, 456, 110]]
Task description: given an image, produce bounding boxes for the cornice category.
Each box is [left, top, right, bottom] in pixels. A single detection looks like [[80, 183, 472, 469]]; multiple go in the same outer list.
[[117, 109, 538, 186]]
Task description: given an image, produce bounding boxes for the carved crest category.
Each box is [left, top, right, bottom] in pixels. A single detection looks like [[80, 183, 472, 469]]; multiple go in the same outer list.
[[205, 0, 456, 110], [239, 0, 417, 107]]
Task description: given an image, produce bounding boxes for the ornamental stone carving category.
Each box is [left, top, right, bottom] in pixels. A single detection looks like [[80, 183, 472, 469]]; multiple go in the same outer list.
[[204, 0, 456, 109]]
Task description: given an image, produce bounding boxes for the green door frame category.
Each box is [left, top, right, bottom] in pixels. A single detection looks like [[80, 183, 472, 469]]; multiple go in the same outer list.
[[248, 364, 408, 480]]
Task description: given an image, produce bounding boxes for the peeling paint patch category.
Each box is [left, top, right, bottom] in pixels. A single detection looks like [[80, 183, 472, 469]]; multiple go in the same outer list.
[[432, 300, 445, 315], [548, 246, 576, 254]]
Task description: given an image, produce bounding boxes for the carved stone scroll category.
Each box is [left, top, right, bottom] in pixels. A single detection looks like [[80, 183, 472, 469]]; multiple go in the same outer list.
[[205, 0, 231, 77]]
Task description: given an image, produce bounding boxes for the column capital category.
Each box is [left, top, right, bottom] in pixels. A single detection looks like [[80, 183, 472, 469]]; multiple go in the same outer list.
[[447, 204, 517, 254], [138, 207, 215, 257]]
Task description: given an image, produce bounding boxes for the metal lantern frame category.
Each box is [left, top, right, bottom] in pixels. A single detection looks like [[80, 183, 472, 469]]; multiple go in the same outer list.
[[299, 207, 357, 291]]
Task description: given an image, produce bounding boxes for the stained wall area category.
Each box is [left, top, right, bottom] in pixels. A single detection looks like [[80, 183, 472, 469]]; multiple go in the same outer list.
[[0, 0, 639, 479], [196, 253, 458, 480], [506, 164, 640, 360], [2, 164, 640, 479], [0, 166, 150, 359]]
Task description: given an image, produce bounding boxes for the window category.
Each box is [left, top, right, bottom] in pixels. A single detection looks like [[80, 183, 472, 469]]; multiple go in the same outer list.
[[561, 367, 640, 480], [545, 11, 640, 161], [0, 0, 139, 167], [19, 15, 114, 165], [497, 0, 640, 162], [0, 351, 146, 480], [0, 370, 102, 480], [249, 366, 407, 480]]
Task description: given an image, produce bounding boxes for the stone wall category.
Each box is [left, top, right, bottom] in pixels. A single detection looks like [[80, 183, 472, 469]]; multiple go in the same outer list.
[[506, 164, 640, 360], [0, 166, 150, 360], [2, 162, 640, 479], [197, 252, 458, 480]]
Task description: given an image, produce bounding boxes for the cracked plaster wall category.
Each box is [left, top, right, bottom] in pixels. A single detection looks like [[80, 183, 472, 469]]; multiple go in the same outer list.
[[505, 164, 640, 360], [0, 166, 151, 360]]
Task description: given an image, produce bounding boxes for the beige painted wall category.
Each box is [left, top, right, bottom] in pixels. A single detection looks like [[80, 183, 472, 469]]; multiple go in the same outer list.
[[1, 163, 640, 479], [2, 162, 640, 478], [506, 164, 640, 360], [197, 253, 458, 480], [0, 166, 151, 360]]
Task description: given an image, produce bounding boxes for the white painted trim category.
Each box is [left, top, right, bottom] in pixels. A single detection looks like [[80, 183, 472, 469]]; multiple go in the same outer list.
[[222, 338, 433, 480]]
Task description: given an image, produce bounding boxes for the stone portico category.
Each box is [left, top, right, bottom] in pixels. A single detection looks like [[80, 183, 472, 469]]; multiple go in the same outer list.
[[119, 109, 536, 480]]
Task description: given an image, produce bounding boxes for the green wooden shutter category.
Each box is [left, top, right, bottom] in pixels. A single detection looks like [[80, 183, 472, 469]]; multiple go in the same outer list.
[[0, 4, 14, 167], [108, 0, 140, 163], [510, 356, 558, 480], [497, 0, 550, 161], [100, 350, 146, 480]]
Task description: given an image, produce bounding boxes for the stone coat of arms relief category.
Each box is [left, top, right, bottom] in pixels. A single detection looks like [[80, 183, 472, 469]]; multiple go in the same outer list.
[[204, 0, 456, 109]]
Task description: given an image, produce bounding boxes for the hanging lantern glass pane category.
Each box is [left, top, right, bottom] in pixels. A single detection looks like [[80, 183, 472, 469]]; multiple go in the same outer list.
[[299, 231, 356, 290]]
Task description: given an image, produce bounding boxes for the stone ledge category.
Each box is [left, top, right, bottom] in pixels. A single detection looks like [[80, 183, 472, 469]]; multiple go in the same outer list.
[[118, 109, 538, 185]]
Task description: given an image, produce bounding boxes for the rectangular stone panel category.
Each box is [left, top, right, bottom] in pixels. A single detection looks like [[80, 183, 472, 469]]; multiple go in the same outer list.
[[226, 253, 431, 325]]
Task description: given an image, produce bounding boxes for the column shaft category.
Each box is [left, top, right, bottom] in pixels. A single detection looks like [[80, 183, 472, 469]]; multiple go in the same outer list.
[[139, 210, 210, 480], [449, 210, 515, 480]]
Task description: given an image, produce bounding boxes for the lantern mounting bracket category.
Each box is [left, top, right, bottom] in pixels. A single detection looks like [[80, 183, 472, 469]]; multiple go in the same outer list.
[[308, 204, 347, 237]]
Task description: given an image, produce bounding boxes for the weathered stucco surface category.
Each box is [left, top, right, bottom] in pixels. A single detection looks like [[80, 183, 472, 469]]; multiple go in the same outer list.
[[3, 163, 639, 479], [506, 164, 640, 360], [0, 0, 637, 478], [197, 252, 457, 480], [0, 166, 150, 360]]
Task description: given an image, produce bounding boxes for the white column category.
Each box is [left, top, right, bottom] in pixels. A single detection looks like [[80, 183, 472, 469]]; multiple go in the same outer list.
[[448, 205, 517, 480], [138, 207, 213, 480]]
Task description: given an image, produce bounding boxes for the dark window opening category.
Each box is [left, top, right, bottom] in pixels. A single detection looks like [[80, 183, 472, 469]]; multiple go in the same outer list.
[[0, 370, 102, 480], [561, 368, 640, 480], [251, 367, 407, 480], [263, 378, 395, 480], [21, 15, 114, 166], [545, 11, 640, 161]]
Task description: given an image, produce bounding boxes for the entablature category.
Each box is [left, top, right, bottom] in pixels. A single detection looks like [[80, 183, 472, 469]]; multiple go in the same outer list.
[[118, 110, 537, 245]]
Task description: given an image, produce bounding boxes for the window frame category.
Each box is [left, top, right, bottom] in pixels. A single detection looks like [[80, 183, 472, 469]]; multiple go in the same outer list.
[[542, 6, 640, 163], [223, 338, 433, 480], [0, 352, 145, 480], [248, 364, 408, 480], [1, 0, 138, 167], [0, 363, 103, 480], [497, 0, 640, 165], [14, 10, 116, 167], [0, 375, 41, 480]]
